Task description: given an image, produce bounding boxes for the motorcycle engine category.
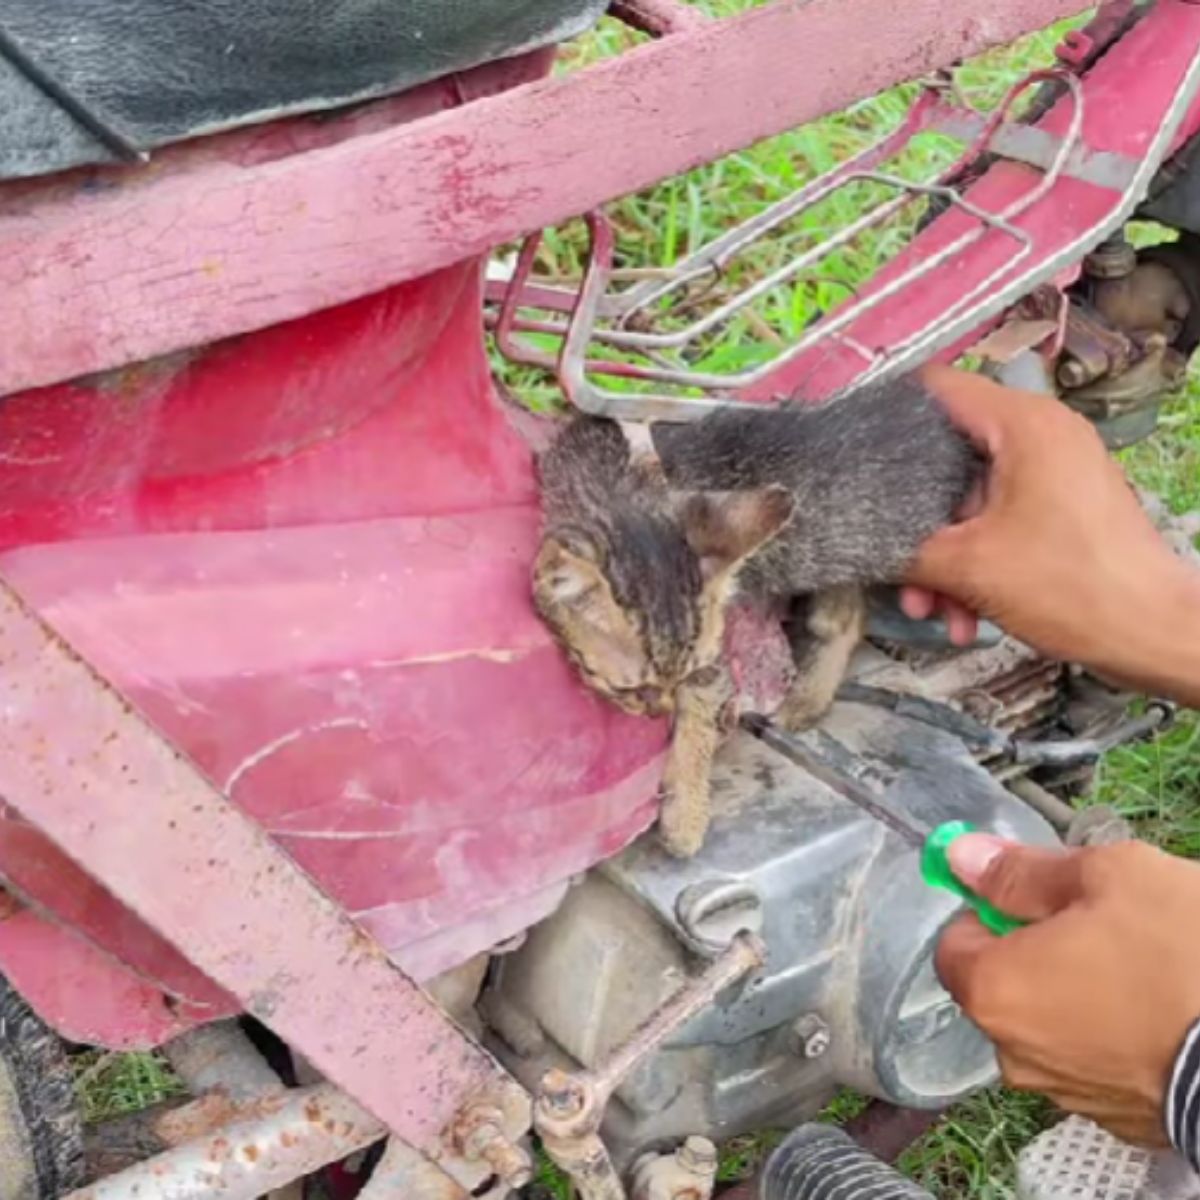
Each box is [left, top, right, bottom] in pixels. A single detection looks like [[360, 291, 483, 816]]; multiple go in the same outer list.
[[483, 637, 1068, 1166]]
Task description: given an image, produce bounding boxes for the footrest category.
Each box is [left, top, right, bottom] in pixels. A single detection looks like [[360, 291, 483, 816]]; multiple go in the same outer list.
[[1017, 1116, 1199, 1200]]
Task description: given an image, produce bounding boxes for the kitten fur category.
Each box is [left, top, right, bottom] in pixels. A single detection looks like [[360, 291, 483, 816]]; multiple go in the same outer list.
[[533, 375, 981, 856]]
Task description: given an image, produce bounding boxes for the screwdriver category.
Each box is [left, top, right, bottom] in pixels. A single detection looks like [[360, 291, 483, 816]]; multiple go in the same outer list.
[[741, 714, 1023, 936]]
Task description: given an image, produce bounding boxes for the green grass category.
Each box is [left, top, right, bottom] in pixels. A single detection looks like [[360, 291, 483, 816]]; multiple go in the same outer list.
[[899, 1092, 1059, 1199], [1125, 380, 1200, 518], [72, 1049, 185, 1124]]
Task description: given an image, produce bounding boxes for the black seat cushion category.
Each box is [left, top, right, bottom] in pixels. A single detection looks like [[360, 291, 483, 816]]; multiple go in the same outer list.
[[0, 0, 607, 181]]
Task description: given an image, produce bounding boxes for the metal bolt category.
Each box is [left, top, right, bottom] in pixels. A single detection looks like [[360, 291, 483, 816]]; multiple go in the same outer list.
[[537, 1068, 588, 1119], [1057, 358, 1089, 389], [792, 1013, 831, 1060], [455, 1105, 534, 1190], [1084, 234, 1136, 280], [477, 1126, 533, 1190], [677, 1135, 718, 1176]]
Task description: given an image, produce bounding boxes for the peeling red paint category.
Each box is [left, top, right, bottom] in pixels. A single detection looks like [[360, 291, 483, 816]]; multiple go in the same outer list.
[[0, 0, 1095, 397]]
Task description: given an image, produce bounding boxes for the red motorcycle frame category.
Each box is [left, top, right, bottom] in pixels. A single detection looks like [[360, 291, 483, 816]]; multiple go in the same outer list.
[[0, 1, 1198, 1196]]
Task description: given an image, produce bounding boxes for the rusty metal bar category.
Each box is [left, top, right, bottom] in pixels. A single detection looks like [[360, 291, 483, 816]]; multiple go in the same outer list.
[[65, 1085, 384, 1200], [0, 578, 529, 1155], [0, 0, 1095, 396], [534, 934, 764, 1200], [593, 932, 763, 1096]]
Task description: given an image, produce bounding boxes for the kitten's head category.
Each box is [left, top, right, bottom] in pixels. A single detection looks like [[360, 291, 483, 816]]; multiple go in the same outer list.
[[534, 486, 794, 716]]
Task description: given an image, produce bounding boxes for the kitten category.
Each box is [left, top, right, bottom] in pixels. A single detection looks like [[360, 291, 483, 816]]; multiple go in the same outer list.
[[533, 375, 981, 857]]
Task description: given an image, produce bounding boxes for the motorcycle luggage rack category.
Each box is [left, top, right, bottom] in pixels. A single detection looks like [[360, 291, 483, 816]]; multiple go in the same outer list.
[[487, 69, 1090, 421]]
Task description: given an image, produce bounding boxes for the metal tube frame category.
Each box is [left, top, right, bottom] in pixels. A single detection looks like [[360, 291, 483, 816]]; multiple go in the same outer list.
[[488, 14, 1200, 421], [492, 70, 1087, 418]]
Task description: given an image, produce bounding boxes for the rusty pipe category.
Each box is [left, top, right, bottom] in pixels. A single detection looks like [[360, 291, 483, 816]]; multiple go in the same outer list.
[[65, 1085, 385, 1200]]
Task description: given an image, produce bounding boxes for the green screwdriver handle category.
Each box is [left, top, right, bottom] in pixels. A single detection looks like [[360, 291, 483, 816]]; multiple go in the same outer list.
[[920, 820, 1026, 936]]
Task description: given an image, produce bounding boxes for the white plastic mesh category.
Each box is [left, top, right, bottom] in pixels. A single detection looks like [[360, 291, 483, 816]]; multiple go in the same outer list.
[[1017, 1116, 1151, 1200]]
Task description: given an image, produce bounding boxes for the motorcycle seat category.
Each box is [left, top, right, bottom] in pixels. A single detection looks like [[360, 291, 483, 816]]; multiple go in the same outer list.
[[0, 0, 607, 181]]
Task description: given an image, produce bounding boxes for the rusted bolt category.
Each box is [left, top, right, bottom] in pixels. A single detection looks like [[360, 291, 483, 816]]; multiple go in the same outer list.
[[1057, 358, 1090, 389], [536, 1068, 588, 1119], [454, 1104, 533, 1190], [1084, 236, 1136, 280], [791, 1013, 831, 1060], [674, 878, 764, 956]]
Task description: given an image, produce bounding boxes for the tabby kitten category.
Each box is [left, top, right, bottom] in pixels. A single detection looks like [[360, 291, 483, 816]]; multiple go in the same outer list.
[[533, 375, 980, 857]]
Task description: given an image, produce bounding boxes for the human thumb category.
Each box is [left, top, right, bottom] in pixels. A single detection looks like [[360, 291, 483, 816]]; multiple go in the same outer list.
[[948, 835, 1084, 922]]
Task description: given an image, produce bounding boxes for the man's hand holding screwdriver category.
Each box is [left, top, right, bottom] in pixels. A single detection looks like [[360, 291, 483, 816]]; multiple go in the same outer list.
[[902, 364, 1200, 1155]]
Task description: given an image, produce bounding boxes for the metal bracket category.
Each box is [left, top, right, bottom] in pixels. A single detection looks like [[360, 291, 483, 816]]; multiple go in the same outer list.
[[534, 933, 763, 1199], [0, 576, 530, 1185], [490, 18, 1200, 420]]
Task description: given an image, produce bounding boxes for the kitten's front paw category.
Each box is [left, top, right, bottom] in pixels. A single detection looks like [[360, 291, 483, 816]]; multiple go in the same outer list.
[[657, 780, 709, 859]]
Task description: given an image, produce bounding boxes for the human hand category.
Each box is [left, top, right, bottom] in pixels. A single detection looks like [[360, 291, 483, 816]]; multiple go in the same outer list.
[[902, 365, 1200, 700], [936, 834, 1200, 1145]]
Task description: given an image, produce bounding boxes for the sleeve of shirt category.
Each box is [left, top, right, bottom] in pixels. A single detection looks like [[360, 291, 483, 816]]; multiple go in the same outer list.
[[1167, 1018, 1200, 1169]]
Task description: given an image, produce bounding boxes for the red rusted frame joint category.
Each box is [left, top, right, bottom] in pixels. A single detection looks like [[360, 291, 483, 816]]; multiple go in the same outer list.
[[609, 0, 709, 36], [0, 576, 529, 1180]]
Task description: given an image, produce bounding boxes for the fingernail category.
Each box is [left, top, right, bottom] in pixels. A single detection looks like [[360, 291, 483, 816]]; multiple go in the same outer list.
[[899, 589, 931, 620], [947, 834, 1005, 887]]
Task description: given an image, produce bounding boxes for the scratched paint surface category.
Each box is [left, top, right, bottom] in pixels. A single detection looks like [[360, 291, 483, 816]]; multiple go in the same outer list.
[[0, 0, 1097, 397], [0, 262, 664, 1048]]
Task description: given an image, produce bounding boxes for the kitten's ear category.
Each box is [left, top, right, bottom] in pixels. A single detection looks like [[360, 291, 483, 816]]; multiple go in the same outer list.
[[674, 486, 795, 578], [534, 537, 605, 605]]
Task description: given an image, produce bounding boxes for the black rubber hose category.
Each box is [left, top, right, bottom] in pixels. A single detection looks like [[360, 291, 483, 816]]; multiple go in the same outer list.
[[759, 1125, 935, 1200]]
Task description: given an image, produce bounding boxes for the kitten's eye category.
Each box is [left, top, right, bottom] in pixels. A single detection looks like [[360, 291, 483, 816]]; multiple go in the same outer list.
[[547, 569, 594, 603]]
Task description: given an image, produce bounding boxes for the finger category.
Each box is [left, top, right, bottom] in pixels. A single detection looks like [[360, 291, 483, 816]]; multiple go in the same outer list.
[[904, 523, 978, 594], [948, 836, 1085, 921], [934, 912, 994, 1003], [941, 598, 979, 647], [898, 585, 936, 620]]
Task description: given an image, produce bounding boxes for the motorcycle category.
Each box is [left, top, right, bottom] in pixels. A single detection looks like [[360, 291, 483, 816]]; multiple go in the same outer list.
[[0, 2, 1197, 1197]]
